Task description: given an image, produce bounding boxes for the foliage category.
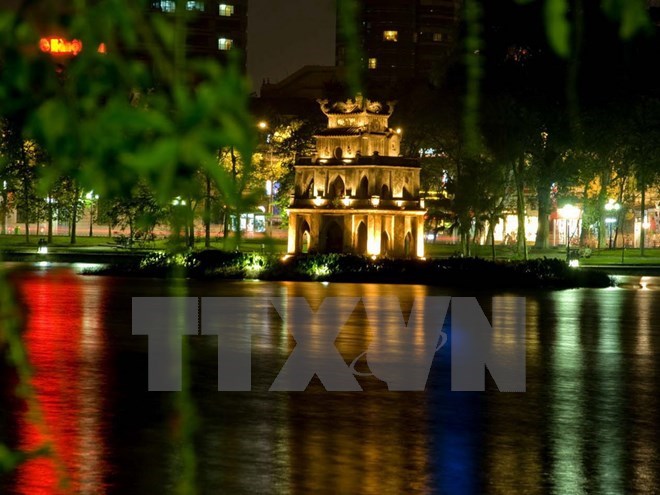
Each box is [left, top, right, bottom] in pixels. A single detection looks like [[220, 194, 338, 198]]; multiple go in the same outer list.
[[0, 0, 656, 490], [108, 181, 164, 243], [97, 251, 613, 289]]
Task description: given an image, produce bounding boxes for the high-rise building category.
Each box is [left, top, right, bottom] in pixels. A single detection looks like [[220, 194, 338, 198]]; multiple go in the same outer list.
[[336, 0, 461, 90], [148, 1, 248, 69]]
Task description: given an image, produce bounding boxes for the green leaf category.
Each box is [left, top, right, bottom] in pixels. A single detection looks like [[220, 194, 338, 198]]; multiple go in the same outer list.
[[601, 0, 652, 39], [544, 0, 570, 58], [620, 0, 652, 39]]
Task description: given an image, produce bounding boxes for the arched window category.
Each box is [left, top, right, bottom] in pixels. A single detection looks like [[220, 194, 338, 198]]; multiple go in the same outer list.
[[304, 178, 314, 198], [381, 184, 390, 199], [358, 176, 369, 199], [380, 231, 390, 255], [404, 232, 413, 257], [330, 176, 345, 198], [356, 222, 368, 255], [298, 220, 311, 253]]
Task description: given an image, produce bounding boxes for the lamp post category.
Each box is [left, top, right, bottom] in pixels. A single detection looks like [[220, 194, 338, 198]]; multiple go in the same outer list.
[[604, 199, 620, 249], [266, 179, 273, 235], [258, 120, 274, 235], [85, 191, 99, 237], [558, 204, 580, 262]]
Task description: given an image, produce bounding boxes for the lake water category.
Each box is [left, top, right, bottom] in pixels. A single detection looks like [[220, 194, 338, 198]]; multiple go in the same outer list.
[[1, 266, 659, 494]]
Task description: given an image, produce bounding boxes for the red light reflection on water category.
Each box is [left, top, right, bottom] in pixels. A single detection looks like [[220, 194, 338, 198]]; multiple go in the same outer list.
[[13, 270, 108, 494]]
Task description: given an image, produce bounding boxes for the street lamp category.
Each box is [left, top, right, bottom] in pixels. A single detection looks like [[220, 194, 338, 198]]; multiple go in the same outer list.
[[258, 120, 275, 235], [604, 199, 620, 249], [85, 191, 99, 237], [266, 179, 274, 234], [558, 204, 581, 261]]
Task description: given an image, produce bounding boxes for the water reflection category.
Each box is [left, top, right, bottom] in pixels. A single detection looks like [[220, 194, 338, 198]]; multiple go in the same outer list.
[[1, 272, 659, 494], [11, 270, 109, 494]]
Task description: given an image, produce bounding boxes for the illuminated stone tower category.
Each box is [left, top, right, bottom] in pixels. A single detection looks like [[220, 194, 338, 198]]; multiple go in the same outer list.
[[287, 95, 425, 258]]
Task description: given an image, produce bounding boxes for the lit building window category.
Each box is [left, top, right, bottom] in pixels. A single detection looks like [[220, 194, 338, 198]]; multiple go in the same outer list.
[[368, 58, 377, 69], [218, 37, 233, 50], [160, 0, 175, 12], [433, 32, 443, 42], [219, 4, 234, 16], [186, 1, 205, 11], [383, 30, 398, 42]]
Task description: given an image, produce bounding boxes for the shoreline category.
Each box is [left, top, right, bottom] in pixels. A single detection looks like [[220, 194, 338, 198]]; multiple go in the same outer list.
[[1, 250, 613, 290], [4, 249, 660, 287]]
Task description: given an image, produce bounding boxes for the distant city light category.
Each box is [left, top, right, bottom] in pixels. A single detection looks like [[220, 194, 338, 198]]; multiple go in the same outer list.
[[39, 37, 106, 56], [39, 37, 83, 56]]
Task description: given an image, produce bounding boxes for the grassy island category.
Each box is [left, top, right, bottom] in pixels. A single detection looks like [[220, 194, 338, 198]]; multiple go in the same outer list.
[[88, 250, 613, 289]]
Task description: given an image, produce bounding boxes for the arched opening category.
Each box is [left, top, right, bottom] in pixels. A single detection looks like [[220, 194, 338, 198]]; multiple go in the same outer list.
[[380, 231, 390, 255], [380, 184, 390, 199], [358, 176, 369, 199], [302, 231, 310, 253], [334, 147, 343, 159], [356, 222, 368, 255], [325, 221, 343, 253], [298, 220, 311, 253], [304, 178, 314, 198], [402, 186, 412, 200], [330, 176, 345, 199], [404, 232, 413, 257]]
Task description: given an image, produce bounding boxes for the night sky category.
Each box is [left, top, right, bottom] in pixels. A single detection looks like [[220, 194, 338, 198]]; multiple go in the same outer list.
[[247, 0, 336, 95]]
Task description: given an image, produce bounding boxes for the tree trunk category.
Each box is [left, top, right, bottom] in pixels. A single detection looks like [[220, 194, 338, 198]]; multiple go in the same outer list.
[[70, 183, 80, 245], [186, 201, 195, 248], [489, 217, 496, 261], [461, 229, 470, 257], [597, 171, 610, 249], [47, 195, 53, 243], [579, 183, 589, 246], [1, 190, 7, 235], [223, 209, 230, 248], [534, 177, 551, 249], [23, 176, 30, 244], [612, 178, 626, 248], [514, 158, 527, 260], [230, 147, 241, 247], [204, 173, 211, 248], [640, 179, 646, 256], [188, 218, 195, 248]]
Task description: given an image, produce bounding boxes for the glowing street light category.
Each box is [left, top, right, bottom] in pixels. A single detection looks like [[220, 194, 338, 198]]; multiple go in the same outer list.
[[258, 121, 275, 234], [642, 217, 651, 230], [85, 191, 99, 237], [558, 204, 580, 261], [604, 199, 620, 249]]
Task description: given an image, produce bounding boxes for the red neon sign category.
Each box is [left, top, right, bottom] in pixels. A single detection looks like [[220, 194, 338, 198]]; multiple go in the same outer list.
[[39, 37, 83, 56]]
